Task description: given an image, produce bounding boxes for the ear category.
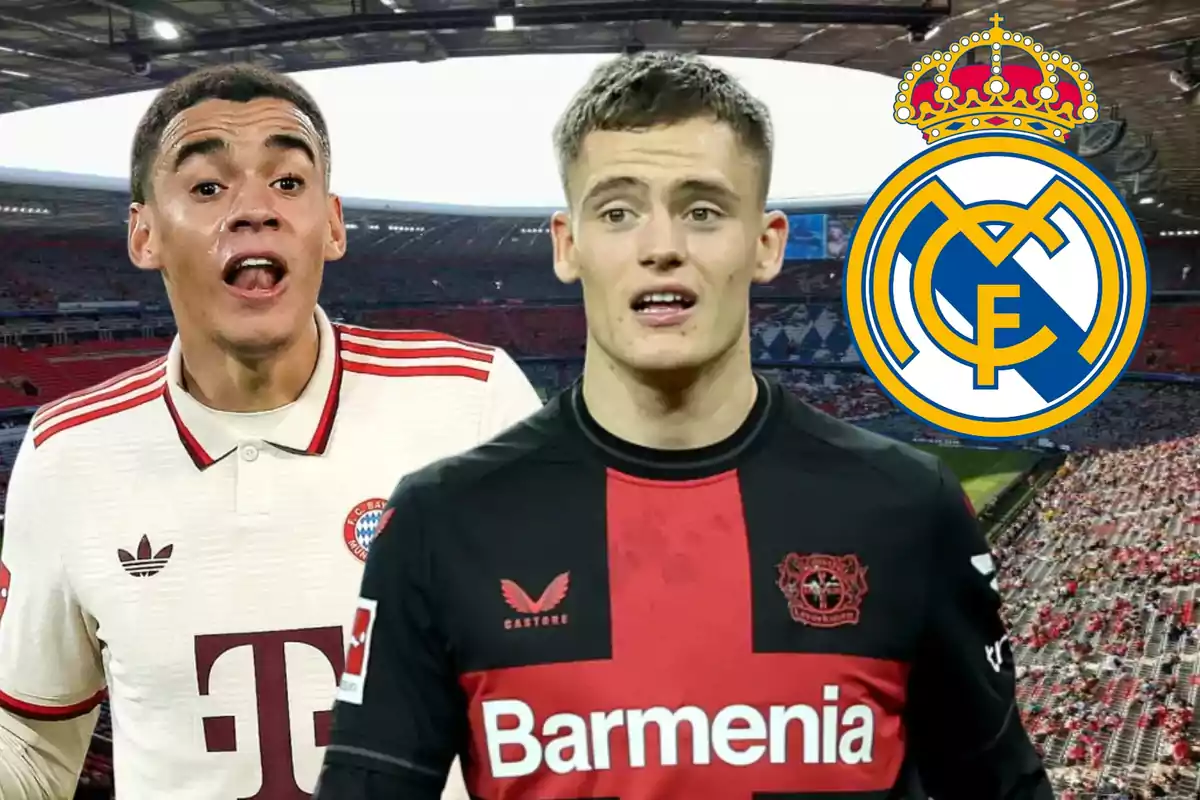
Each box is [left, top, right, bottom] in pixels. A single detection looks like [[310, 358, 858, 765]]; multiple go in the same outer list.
[[128, 203, 162, 272], [324, 194, 347, 262], [752, 209, 788, 285], [550, 210, 579, 285]]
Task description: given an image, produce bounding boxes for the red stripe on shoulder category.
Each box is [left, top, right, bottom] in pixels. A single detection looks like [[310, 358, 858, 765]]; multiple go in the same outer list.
[[340, 338, 494, 364], [335, 323, 495, 352], [342, 362, 491, 382], [0, 687, 106, 721], [34, 381, 165, 448], [32, 356, 167, 428], [33, 358, 167, 431]]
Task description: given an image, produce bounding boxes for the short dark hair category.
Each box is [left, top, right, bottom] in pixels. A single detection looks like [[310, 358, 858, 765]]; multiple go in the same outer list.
[[552, 52, 773, 200], [130, 63, 331, 204]]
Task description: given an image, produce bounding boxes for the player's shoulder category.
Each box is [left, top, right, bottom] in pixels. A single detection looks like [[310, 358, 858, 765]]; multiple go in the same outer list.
[[773, 380, 946, 500], [334, 321, 507, 387], [25, 355, 168, 458], [388, 392, 569, 509]]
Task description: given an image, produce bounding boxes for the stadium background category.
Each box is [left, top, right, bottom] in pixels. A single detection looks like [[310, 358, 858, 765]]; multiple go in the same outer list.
[[0, 1, 1198, 798]]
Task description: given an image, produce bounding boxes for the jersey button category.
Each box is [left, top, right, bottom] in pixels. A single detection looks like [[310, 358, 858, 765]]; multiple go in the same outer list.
[[240, 444, 260, 462]]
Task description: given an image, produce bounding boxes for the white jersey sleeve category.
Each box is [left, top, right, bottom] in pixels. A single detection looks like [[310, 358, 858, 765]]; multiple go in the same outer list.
[[478, 347, 543, 440], [0, 429, 105, 795], [0, 428, 105, 718]]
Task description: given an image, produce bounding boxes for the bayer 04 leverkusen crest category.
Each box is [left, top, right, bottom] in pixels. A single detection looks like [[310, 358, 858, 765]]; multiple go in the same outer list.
[[844, 14, 1149, 441]]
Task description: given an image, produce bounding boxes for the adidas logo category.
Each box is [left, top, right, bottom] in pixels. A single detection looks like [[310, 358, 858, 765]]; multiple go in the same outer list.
[[118, 535, 174, 577]]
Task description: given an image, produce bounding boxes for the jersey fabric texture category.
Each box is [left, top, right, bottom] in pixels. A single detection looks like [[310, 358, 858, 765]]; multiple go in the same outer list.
[[317, 376, 1053, 800], [0, 307, 541, 799]]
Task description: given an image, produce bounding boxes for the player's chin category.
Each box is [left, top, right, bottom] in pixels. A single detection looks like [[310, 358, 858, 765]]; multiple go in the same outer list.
[[621, 339, 713, 374], [216, 306, 309, 359]]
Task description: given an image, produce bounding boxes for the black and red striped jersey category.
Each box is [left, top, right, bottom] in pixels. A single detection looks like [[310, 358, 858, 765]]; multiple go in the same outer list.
[[317, 376, 1052, 800]]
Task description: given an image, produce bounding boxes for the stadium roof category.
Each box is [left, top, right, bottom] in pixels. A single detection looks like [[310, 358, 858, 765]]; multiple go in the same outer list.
[[0, 0, 1198, 219], [0, 180, 867, 242], [0, 55, 923, 212]]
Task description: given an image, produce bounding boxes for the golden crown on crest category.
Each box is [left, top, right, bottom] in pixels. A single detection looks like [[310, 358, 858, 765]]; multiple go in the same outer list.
[[892, 14, 1101, 144]]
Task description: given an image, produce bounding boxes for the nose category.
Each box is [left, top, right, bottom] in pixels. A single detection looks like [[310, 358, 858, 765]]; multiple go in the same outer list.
[[636, 209, 684, 272], [226, 181, 281, 232]]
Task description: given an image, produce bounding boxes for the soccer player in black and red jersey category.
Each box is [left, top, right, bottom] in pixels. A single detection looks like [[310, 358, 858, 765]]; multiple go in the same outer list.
[[316, 52, 1053, 800]]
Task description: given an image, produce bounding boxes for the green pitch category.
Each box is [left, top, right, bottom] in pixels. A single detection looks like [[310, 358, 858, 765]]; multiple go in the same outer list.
[[914, 444, 1038, 512]]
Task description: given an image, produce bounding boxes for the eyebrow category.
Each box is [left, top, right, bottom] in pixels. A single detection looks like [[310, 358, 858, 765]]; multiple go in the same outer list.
[[172, 133, 317, 173], [580, 175, 740, 207], [675, 178, 740, 205], [172, 137, 225, 172], [580, 176, 642, 207]]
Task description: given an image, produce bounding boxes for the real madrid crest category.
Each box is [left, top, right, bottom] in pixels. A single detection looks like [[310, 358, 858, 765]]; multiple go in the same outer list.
[[844, 14, 1149, 440]]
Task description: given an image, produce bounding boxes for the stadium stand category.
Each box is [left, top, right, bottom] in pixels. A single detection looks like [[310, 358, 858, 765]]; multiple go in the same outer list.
[[1, 301, 1195, 411], [1131, 304, 1200, 376], [994, 384, 1200, 798], [0, 232, 848, 310]]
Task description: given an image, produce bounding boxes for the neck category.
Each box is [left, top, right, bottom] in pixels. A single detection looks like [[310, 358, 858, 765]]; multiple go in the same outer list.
[[582, 336, 758, 451], [179, 318, 320, 412]]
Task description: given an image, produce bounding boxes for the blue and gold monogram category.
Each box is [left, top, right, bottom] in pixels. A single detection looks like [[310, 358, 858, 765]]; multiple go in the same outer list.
[[845, 14, 1149, 440]]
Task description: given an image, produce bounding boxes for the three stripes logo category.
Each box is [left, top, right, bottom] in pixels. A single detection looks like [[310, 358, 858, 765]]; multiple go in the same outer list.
[[118, 535, 174, 577]]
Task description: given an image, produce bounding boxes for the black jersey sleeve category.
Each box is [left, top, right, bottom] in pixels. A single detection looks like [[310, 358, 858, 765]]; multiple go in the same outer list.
[[905, 463, 1053, 800], [315, 476, 464, 800]]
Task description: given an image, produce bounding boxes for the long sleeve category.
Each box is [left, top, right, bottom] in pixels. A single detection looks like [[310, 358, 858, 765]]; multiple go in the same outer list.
[[0, 430, 104, 797], [906, 463, 1053, 800]]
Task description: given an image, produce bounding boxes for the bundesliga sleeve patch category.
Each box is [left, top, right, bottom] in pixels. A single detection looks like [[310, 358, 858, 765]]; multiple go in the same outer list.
[[0, 561, 10, 627], [337, 597, 378, 706]]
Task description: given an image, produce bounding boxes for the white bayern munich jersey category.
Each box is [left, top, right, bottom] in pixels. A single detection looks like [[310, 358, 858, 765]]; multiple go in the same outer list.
[[0, 307, 542, 799]]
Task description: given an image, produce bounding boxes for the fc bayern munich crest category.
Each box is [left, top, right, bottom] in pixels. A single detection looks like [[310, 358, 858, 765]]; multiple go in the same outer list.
[[344, 498, 388, 563]]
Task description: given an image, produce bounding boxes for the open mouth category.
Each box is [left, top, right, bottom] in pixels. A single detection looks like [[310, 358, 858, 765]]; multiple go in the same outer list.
[[631, 290, 697, 316], [222, 255, 287, 292]]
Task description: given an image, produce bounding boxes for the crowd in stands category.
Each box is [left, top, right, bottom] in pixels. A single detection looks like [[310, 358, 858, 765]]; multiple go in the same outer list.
[[991, 384, 1200, 798]]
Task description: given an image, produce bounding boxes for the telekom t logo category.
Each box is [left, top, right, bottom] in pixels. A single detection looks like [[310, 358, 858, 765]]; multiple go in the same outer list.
[[194, 627, 345, 800]]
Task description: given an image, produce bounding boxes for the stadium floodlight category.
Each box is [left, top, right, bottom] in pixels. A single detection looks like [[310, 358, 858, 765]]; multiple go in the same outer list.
[[1138, 196, 1155, 205], [493, 13, 515, 31], [153, 19, 180, 41]]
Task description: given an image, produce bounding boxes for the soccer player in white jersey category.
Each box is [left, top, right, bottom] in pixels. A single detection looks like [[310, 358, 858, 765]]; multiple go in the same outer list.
[[0, 64, 540, 799]]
